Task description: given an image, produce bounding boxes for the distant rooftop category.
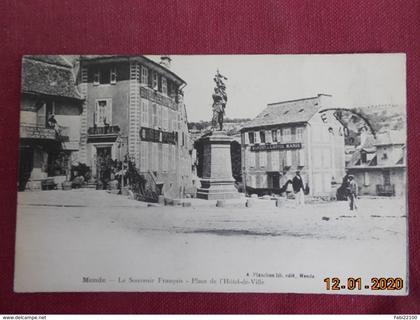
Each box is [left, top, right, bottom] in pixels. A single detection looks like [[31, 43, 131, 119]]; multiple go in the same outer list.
[[241, 94, 330, 130]]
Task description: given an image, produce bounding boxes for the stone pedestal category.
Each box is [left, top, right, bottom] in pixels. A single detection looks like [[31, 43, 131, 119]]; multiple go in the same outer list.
[[196, 131, 240, 200]]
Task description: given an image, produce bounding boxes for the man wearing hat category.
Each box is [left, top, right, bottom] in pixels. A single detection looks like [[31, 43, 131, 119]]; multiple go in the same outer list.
[[348, 175, 358, 211], [292, 171, 305, 207]]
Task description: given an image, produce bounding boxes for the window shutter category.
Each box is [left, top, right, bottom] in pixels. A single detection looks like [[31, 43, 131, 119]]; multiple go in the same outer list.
[[299, 149, 305, 166], [255, 132, 260, 144], [364, 172, 370, 186], [106, 99, 112, 124], [286, 150, 292, 166], [95, 102, 99, 126], [260, 152, 266, 167], [266, 130, 272, 143], [110, 67, 117, 84], [272, 151, 280, 170]]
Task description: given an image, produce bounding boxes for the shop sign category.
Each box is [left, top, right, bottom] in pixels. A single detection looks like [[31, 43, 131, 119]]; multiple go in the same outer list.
[[251, 142, 302, 152], [140, 127, 177, 144]]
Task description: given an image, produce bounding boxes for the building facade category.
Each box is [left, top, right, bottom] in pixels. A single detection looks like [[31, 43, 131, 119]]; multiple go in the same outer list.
[[240, 94, 345, 197], [77, 56, 193, 198], [347, 130, 406, 197], [19, 56, 84, 190]]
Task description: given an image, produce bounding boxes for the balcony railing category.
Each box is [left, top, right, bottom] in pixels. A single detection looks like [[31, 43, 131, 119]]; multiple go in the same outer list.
[[376, 184, 395, 196], [88, 125, 120, 135]]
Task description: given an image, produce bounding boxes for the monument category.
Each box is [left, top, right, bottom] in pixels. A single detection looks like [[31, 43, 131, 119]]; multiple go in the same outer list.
[[196, 71, 240, 200]]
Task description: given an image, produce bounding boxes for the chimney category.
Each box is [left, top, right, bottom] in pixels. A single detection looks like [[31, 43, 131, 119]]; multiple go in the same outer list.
[[160, 56, 171, 69]]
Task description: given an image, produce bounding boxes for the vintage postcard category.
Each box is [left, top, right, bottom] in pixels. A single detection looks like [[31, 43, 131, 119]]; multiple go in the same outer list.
[[15, 54, 407, 294]]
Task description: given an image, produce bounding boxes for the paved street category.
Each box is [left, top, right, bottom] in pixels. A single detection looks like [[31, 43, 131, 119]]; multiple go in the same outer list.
[[15, 189, 407, 294]]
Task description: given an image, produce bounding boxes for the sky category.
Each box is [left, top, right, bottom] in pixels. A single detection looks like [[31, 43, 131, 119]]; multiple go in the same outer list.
[[148, 54, 406, 122]]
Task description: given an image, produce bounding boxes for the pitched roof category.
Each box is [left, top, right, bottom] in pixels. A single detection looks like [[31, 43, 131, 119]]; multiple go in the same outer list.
[[22, 56, 82, 100], [25, 55, 73, 68], [241, 96, 323, 130]]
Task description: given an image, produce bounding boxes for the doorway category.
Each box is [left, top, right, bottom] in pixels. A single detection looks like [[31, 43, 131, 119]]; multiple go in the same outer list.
[[267, 172, 280, 189], [18, 146, 33, 191], [96, 146, 112, 188]]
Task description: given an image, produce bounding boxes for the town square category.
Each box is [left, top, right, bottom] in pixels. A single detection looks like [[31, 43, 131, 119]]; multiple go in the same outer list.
[[15, 54, 407, 294]]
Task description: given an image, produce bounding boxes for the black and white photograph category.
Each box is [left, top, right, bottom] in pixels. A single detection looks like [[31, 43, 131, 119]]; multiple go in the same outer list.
[[14, 54, 407, 294]]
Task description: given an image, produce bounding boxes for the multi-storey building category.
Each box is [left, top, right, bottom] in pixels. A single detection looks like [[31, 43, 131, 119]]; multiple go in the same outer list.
[[77, 55, 192, 198], [240, 94, 345, 196], [19, 55, 84, 190], [347, 129, 406, 197]]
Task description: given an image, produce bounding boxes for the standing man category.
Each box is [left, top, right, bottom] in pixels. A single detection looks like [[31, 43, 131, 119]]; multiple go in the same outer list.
[[292, 171, 305, 207], [348, 175, 358, 211]]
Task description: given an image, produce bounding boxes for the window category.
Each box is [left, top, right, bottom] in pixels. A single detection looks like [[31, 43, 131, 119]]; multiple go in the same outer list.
[[363, 172, 370, 186], [247, 150, 256, 168], [283, 128, 291, 142], [141, 101, 148, 127], [93, 69, 100, 85], [272, 151, 280, 169], [260, 131, 266, 143], [248, 132, 254, 144], [168, 145, 174, 170], [163, 107, 169, 130], [162, 77, 167, 95], [298, 149, 305, 166], [110, 66, 117, 84], [259, 152, 266, 167], [277, 129, 282, 142], [141, 66, 148, 85], [93, 66, 117, 85], [296, 127, 303, 141], [242, 133, 247, 145], [95, 99, 112, 126], [158, 145, 163, 171], [163, 144, 169, 172], [157, 105, 162, 128], [383, 170, 391, 185], [152, 143, 158, 171], [152, 104, 158, 127], [266, 130, 272, 143], [272, 130, 278, 142], [100, 67, 110, 84], [285, 150, 292, 166], [140, 142, 148, 171], [254, 132, 260, 144], [152, 71, 158, 90]]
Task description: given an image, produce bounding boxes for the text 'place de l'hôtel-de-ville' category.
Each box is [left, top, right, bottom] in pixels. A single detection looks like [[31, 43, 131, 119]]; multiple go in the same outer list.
[[18, 55, 406, 200]]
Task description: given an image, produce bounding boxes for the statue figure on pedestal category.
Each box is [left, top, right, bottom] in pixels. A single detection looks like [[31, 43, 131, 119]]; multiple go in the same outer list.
[[211, 70, 228, 131]]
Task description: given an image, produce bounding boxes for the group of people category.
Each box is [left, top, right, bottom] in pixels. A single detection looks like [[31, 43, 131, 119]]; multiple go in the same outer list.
[[291, 170, 359, 211]]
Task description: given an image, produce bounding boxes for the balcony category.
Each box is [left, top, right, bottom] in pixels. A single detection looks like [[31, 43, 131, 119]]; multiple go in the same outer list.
[[376, 184, 395, 196], [20, 125, 57, 140], [87, 125, 120, 143], [88, 125, 120, 135]]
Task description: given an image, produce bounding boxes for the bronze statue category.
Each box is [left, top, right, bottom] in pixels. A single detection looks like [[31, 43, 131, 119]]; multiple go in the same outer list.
[[211, 70, 228, 131]]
